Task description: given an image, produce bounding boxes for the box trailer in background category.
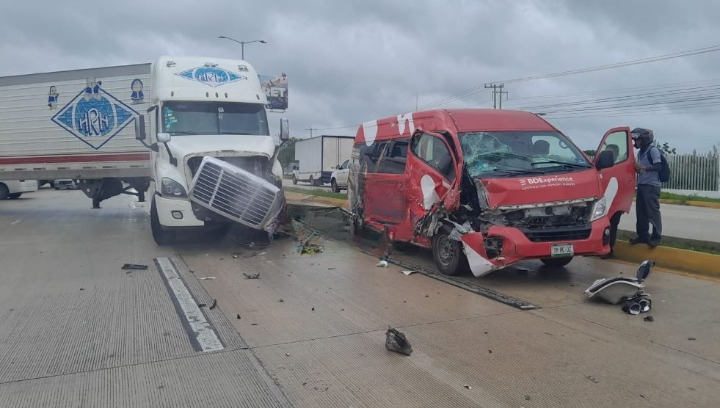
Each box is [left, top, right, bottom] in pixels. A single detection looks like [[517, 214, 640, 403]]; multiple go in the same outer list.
[[292, 135, 354, 186]]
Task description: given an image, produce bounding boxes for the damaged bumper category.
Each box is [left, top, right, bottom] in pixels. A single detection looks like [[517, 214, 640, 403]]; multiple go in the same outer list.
[[188, 157, 285, 231], [460, 218, 611, 277]]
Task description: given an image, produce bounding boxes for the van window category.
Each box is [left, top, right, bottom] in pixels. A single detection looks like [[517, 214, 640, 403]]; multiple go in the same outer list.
[[598, 131, 629, 164], [411, 133, 455, 181], [459, 131, 590, 178], [357, 139, 409, 174]]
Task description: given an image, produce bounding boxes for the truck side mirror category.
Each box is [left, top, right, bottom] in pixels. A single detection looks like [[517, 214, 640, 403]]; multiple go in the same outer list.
[[135, 115, 146, 141], [157, 133, 171, 143], [280, 118, 289, 141], [595, 150, 615, 170]]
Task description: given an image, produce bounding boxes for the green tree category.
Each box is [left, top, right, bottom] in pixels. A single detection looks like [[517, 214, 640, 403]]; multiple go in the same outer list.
[[656, 140, 676, 155], [277, 138, 297, 168]]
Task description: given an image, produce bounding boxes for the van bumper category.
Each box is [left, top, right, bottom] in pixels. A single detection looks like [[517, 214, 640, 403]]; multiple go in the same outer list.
[[460, 218, 611, 276]]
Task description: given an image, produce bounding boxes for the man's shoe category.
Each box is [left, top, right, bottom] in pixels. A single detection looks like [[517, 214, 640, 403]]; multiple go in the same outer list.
[[629, 237, 649, 245]]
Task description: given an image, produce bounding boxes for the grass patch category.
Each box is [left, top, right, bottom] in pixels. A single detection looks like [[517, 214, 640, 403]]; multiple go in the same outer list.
[[618, 230, 720, 255], [660, 192, 720, 204], [284, 187, 347, 200]]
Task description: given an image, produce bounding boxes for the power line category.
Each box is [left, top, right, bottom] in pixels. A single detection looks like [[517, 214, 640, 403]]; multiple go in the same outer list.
[[418, 43, 720, 110]]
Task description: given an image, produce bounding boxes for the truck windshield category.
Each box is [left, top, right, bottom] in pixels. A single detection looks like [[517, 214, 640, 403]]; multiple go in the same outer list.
[[458, 131, 591, 178], [162, 102, 269, 136]]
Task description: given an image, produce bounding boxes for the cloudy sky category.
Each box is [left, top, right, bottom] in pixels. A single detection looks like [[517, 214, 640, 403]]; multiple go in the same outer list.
[[2, 0, 719, 153]]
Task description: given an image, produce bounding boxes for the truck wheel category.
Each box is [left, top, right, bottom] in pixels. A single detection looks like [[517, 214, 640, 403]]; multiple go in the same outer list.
[[151, 197, 175, 245], [292, 175, 298, 185], [331, 179, 339, 193], [540, 257, 573, 267], [0, 183, 9, 200], [431, 230, 467, 276], [8, 193, 22, 199], [308, 175, 314, 186]]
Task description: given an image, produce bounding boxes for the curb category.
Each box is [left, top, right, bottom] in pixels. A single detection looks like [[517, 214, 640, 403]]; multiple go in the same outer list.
[[658, 198, 720, 209], [284, 191, 348, 209], [614, 240, 720, 279]]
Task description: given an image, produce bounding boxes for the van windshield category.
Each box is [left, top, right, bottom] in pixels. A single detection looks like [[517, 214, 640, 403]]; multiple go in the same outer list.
[[162, 102, 269, 136], [458, 131, 591, 178]]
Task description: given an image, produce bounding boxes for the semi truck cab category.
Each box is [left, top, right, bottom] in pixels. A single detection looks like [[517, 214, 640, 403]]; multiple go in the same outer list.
[[135, 56, 288, 245]]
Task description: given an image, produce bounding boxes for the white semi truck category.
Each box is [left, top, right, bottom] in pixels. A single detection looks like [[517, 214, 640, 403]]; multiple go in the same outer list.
[[0, 56, 289, 244], [292, 135, 354, 186]]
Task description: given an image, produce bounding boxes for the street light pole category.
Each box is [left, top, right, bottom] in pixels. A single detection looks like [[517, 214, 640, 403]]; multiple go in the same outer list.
[[218, 36, 267, 60]]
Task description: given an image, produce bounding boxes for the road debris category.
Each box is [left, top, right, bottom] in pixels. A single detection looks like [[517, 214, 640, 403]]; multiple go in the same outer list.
[[198, 277, 216, 280], [242, 252, 258, 258], [291, 219, 324, 255], [385, 327, 413, 356], [278, 298, 284, 303], [401, 270, 416, 275], [236, 314, 241, 319], [376, 260, 388, 267], [243, 272, 260, 279], [688, 337, 696, 341], [643, 316, 654, 322], [209, 299, 217, 310], [463, 385, 472, 390], [585, 375, 600, 384], [121, 263, 148, 270]]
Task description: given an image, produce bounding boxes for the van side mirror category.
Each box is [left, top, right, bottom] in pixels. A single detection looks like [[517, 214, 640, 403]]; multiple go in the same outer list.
[[595, 150, 615, 170], [280, 118, 289, 141], [135, 115, 146, 141]]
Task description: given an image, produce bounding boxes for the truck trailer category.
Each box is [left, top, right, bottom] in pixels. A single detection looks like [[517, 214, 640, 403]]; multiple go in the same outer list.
[[0, 56, 289, 245], [292, 135, 354, 186]]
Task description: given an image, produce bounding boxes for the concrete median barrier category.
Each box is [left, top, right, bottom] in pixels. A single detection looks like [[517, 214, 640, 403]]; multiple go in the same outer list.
[[615, 240, 720, 279]]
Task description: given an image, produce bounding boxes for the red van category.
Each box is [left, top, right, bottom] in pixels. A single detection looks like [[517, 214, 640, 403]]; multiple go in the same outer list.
[[348, 109, 635, 276]]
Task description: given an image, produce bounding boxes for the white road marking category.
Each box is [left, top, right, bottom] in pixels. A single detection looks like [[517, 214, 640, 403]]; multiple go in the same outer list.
[[156, 257, 224, 352], [10, 218, 24, 225]]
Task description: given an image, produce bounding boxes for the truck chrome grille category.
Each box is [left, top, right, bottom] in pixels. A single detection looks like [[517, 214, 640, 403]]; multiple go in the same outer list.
[[189, 157, 283, 230]]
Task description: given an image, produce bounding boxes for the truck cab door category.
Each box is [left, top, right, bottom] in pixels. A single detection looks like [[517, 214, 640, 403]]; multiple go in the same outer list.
[[594, 127, 635, 218], [406, 130, 458, 227]]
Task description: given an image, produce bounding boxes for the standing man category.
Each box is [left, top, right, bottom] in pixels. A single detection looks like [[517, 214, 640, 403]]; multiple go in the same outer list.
[[630, 128, 663, 247]]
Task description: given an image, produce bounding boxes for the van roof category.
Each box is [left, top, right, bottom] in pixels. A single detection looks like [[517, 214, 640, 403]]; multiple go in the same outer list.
[[356, 109, 557, 145]]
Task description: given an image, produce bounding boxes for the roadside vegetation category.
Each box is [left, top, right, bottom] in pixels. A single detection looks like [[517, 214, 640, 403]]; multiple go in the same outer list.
[[284, 186, 346, 200], [660, 192, 720, 205]]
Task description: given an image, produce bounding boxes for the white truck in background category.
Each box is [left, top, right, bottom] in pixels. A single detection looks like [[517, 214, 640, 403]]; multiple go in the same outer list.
[[0, 56, 289, 244], [292, 135, 354, 186]]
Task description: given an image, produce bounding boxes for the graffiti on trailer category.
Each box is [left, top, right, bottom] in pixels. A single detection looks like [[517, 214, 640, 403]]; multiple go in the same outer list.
[[51, 78, 139, 150]]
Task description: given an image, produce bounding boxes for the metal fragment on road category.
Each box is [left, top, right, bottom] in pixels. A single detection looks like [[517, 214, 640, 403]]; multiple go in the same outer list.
[[243, 272, 260, 279], [121, 263, 148, 270]]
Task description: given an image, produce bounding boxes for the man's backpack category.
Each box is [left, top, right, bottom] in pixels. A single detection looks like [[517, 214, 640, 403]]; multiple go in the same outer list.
[[649, 147, 671, 183]]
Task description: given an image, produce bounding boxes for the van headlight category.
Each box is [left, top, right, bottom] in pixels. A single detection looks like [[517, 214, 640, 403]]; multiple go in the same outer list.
[[590, 197, 607, 222], [161, 178, 187, 198]]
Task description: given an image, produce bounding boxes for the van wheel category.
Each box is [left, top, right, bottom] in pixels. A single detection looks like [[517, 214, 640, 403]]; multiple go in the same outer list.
[[540, 257, 573, 267], [331, 179, 339, 193], [431, 230, 467, 276], [151, 196, 175, 245], [0, 183, 9, 200]]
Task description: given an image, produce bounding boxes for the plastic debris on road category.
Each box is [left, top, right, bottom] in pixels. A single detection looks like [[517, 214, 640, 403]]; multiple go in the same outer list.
[[376, 260, 388, 268], [402, 270, 416, 275], [198, 277, 216, 280], [385, 327, 412, 356], [121, 263, 148, 270], [243, 273, 260, 279], [291, 219, 324, 255]]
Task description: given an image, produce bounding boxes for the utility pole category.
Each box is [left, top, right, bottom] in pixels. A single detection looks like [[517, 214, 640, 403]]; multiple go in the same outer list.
[[484, 83, 508, 109], [305, 128, 315, 138]]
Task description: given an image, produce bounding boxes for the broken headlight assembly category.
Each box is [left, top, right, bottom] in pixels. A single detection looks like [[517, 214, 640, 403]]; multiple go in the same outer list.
[[589, 197, 607, 222], [161, 178, 187, 198]]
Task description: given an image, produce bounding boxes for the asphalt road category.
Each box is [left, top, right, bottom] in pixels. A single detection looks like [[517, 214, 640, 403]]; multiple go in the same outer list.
[[1, 189, 719, 407], [618, 202, 720, 243]]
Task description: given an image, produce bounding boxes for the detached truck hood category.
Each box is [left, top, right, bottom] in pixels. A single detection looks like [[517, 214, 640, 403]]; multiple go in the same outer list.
[[479, 169, 601, 208], [166, 135, 276, 160]]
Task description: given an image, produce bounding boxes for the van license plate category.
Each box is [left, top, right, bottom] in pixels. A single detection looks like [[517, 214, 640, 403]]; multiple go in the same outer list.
[[551, 244, 574, 257]]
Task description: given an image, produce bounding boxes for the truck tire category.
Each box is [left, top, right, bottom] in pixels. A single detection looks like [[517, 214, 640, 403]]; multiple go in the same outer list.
[[540, 257, 573, 267], [292, 175, 298, 185], [331, 179, 339, 193], [0, 183, 9, 200], [308, 175, 314, 186], [431, 229, 468, 276], [8, 193, 22, 199], [151, 196, 175, 245]]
